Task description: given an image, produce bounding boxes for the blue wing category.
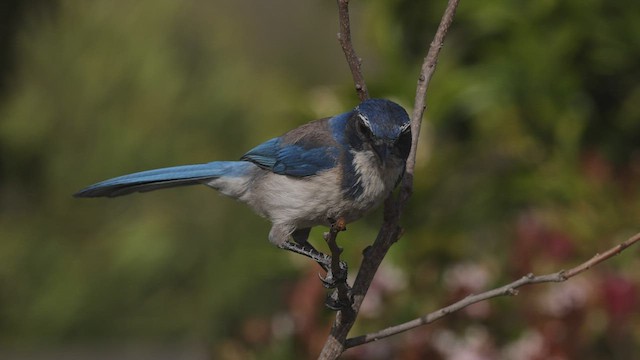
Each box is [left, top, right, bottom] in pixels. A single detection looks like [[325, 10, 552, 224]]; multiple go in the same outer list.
[[241, 137, 340, 177]]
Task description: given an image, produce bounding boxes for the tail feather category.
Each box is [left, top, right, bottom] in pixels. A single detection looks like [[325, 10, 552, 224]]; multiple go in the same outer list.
[[74, 161, 247, 198]]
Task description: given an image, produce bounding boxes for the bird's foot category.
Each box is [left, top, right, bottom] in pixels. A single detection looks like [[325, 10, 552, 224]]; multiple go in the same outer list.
[[325, 286, 353, 311], [319, 259, 348, 289]]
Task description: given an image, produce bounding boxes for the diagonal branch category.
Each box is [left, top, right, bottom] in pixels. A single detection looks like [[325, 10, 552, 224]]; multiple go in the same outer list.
[[345, 231, 640, 348], [336, 0, 369, 101], [403, 0, 460, 196]]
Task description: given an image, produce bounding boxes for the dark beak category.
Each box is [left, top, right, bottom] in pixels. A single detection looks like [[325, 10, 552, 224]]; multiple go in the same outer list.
[[372, 141, 393, 163]]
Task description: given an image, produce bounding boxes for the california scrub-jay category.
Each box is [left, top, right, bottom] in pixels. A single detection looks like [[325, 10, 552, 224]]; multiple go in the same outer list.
[[76, 98, 411, 284]]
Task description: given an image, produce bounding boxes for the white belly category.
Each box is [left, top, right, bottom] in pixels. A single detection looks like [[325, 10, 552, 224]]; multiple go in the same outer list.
[[240, 150, 403, 229]]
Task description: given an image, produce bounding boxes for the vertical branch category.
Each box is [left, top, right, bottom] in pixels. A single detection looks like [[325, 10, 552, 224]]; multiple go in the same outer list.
[[336, 0, 369, 101], [319, 0, 461, 358], [323, 218, 353, 312]]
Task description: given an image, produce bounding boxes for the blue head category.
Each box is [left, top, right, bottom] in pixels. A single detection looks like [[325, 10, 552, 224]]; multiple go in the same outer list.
[[348, 99, 412, 163]]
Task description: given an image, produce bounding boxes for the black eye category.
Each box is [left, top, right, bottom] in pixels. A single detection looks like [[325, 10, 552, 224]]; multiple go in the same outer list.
[[356, 118, 373, 139], [399, 126, 412, 142], [397, 125, 412, 159]]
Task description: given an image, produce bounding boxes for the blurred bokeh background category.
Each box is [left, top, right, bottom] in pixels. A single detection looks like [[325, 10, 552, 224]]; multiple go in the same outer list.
[[1, 0, 639, 359]]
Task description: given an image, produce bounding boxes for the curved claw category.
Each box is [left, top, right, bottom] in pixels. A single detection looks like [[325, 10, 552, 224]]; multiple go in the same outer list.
[[318, 271, 343, 289], [319, 272, 335, 288]]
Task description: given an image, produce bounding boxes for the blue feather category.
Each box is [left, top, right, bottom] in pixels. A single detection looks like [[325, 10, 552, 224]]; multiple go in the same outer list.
[[75, 161, 251, 198], [241, 136, 339, 177], [241, 138, 280, 169]]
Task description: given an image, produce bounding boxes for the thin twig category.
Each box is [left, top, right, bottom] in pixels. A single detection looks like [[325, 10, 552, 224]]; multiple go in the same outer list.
[[345, 231, 640, 348], [323, 218, 353, 313], [319, 1, 461, 358], [402, 0, 460, 203], [336, 0, 369, 101]]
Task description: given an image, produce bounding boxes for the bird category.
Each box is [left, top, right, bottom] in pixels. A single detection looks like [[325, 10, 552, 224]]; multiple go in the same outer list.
[[75, 98, 412, 287]]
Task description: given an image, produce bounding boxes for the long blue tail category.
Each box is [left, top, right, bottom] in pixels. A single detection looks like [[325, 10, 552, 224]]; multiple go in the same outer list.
[[74, 161, 248, 198]]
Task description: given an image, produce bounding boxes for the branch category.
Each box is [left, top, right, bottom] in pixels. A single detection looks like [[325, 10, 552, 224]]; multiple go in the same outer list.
[[319, 1, 461, 358], [336, 0, 369, 101], [405, 0, 460, 187], [323, 218, 353, 312], [345, 231, 640, 348]]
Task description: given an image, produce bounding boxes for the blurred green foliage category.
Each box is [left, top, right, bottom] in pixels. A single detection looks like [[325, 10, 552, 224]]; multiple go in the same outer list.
[[0, 0, 639, 359]]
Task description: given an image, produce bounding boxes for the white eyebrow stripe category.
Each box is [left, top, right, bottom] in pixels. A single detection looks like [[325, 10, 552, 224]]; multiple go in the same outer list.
[[357, 113, 372, 129]]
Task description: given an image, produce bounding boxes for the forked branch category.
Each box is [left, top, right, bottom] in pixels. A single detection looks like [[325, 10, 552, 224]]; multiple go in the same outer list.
[[319, 0, 461, 358], [322, 0, 637, 358]]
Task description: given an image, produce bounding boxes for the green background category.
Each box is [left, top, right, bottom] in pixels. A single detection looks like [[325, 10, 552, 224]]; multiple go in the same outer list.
[[1, 0, 639, 358]]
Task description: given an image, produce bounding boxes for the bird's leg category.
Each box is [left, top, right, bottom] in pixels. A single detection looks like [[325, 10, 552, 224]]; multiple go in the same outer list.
[[277, 227, 351, 311], [278, 239, 333, 271]]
